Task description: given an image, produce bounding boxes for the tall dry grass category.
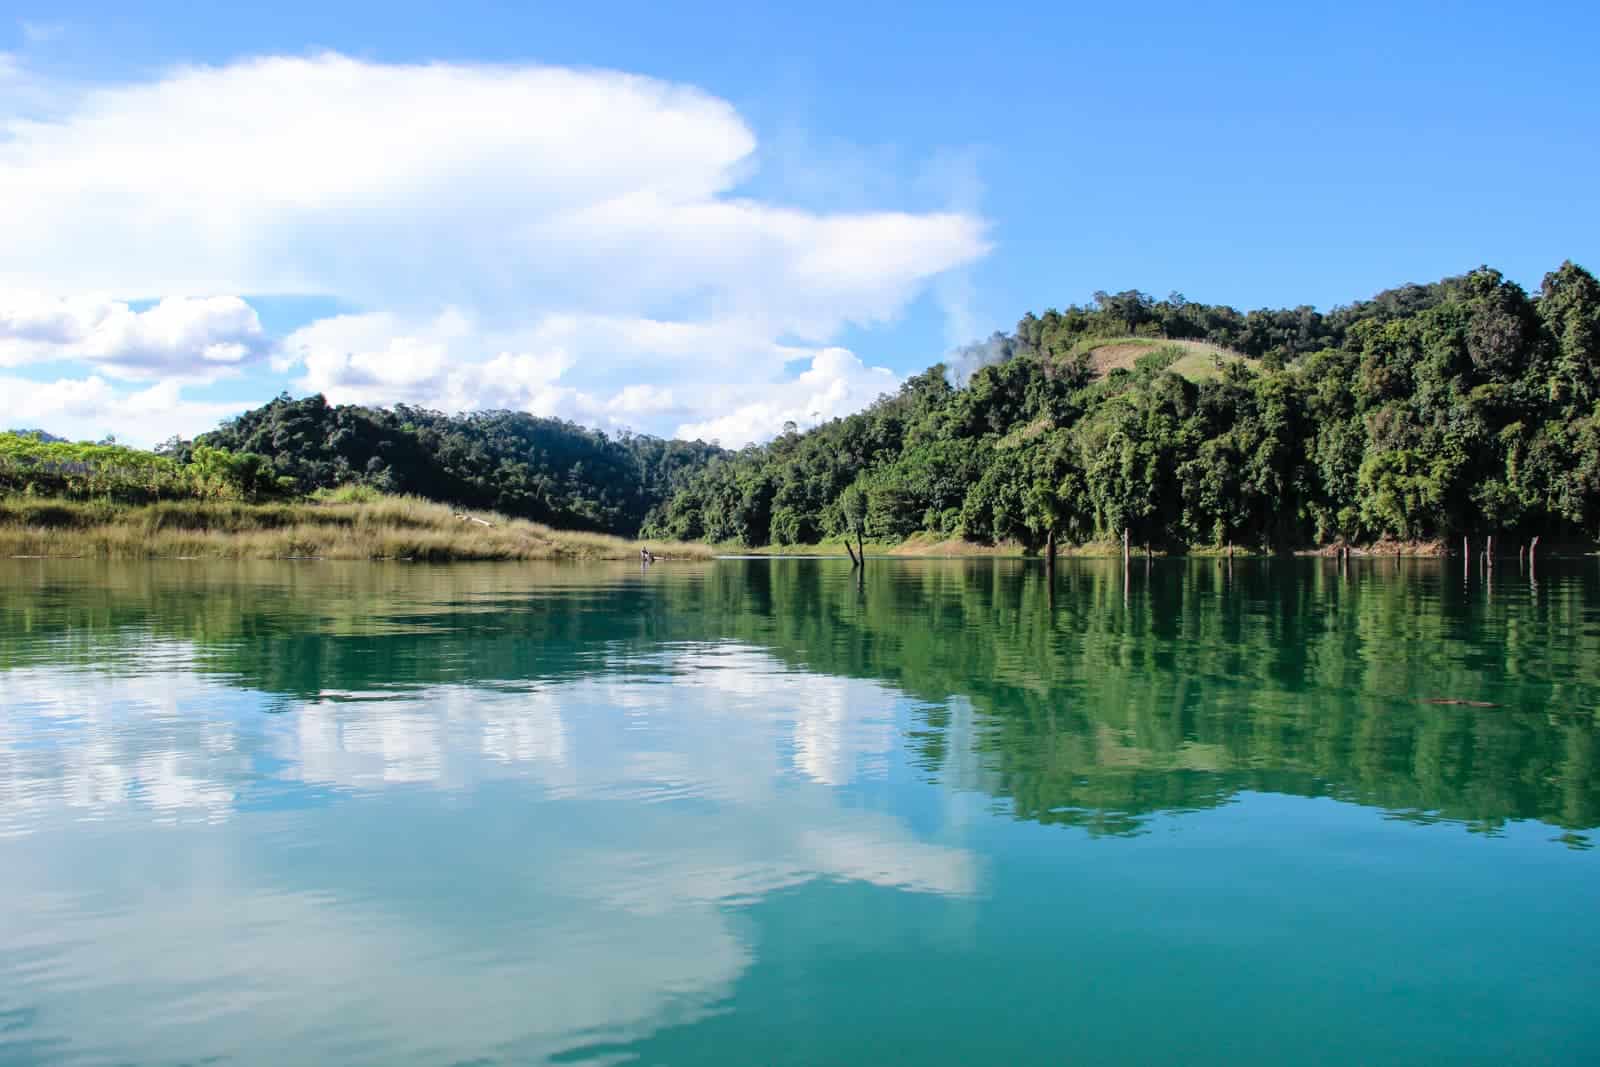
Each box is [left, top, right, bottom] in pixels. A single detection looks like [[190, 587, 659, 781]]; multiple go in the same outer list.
[[0, 494, 713, 561]]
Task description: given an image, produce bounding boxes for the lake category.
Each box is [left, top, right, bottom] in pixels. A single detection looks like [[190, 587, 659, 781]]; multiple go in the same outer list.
[[1, 556, 1597, 1065]]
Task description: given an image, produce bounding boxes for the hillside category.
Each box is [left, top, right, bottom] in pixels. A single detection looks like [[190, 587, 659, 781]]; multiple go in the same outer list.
[[193, 395, 723, 536], [642, 262, 1600, 552], [0, 398, 725, 543]]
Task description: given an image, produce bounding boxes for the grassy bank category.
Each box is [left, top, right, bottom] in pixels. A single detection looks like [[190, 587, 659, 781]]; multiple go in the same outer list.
[[0, 495, 713, 562]]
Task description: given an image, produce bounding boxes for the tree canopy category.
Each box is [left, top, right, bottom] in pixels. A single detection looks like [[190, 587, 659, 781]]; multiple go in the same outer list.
[[197, 396, 724, 535]]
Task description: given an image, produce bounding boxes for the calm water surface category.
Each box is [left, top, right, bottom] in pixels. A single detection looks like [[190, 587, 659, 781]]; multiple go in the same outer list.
[[1, 557, 1597, 1065]]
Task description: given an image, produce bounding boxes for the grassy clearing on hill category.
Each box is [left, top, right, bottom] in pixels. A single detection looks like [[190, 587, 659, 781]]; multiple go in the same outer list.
[[0, 494, 713, 562], [1071, 336, 1260, 381]]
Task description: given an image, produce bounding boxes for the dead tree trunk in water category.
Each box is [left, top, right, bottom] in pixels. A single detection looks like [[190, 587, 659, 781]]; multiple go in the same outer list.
[[1122, 528, 1130, 567], [1045, 528, 1057, 572], [856, 528, 864, 567], [843, 537, 859, 568]]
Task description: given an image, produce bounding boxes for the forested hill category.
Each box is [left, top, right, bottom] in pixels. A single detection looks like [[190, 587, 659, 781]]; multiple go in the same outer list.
[[196, 395, 724, 535], [641, 262, 1600, 551]]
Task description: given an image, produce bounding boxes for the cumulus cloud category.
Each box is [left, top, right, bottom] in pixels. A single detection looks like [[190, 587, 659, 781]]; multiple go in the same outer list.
[[0, 52, 989, 441], [676, 347, 902, 446], [0, 374, 255, 442], [0, 292, 268, 378], [281, 312, 898, 446]]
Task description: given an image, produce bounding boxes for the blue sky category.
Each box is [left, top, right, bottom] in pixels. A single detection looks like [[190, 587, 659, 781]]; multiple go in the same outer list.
[[2, 2, 1597, 444]]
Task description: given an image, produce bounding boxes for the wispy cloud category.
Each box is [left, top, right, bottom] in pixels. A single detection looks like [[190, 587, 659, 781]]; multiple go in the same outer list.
[[19, 21, 64, 45], [918, 149, 989, 351]]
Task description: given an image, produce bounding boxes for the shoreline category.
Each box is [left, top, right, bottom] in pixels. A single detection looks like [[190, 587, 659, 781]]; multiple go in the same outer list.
[[3, 496, 1588, 563]]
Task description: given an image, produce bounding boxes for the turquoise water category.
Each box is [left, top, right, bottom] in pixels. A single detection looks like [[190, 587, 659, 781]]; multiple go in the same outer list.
[[0, 557, 1597, 1065]]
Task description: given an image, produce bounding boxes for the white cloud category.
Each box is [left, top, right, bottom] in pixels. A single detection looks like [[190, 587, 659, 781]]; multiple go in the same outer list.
[[280, 310, 898, 443], [0, 54, 985, 317], [0, 373, 255, 442], [0, 292, 268, 379], [0, 53, 989, 441], [283, 308, 581, 415], [676, 347, 902, 446]]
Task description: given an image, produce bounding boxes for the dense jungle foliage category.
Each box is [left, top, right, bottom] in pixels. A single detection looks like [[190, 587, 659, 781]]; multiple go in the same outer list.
[[4, 397, 721, 536], [194, 396, 723, 534], [0, 431, 290, 503], [641, 262, 1600, 550]]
